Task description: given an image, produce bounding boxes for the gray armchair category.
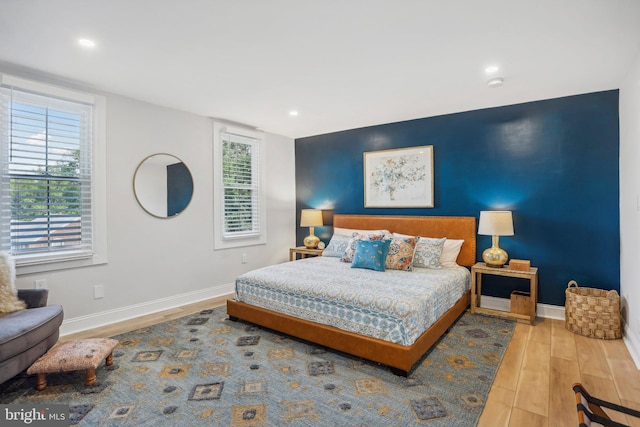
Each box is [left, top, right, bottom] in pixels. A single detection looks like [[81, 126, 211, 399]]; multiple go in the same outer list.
[[0, 289, 63, 385]]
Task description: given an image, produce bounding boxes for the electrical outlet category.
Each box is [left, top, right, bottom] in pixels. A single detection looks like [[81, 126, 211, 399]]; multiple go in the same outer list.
[[94, 284, 104, 299], [241, 253, 247, 264], [34, 279, 47, 290]]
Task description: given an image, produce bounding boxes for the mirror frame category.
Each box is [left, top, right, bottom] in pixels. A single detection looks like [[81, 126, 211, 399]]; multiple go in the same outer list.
[[133, 153, 194, 219]]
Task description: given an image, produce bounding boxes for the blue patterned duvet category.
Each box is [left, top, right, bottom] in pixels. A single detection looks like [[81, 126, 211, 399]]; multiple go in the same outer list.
[[234, 256, 470, 346]]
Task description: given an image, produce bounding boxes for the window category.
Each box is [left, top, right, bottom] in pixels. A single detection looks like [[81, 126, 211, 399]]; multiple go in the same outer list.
[[213, 122, 266, 249], [0, 74, 107, 271]]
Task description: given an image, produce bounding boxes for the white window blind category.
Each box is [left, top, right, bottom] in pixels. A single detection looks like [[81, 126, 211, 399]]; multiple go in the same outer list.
[[0, 85, 93, 257], [213, 121, 266, 250], [221, 131, 260, 238]]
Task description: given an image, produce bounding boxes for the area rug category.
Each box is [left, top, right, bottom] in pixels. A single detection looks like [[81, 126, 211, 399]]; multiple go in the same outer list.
[[0, 306, 514, 426]]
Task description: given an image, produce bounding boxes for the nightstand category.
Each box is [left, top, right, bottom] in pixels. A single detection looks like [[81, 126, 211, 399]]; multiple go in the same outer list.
[[470, 261, 538, 324], [289, 246, 324, 261]]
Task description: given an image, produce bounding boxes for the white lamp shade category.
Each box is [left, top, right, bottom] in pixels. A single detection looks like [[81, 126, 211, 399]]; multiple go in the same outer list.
[[478, 211, 514, 236], [300, 209, 323, 227]]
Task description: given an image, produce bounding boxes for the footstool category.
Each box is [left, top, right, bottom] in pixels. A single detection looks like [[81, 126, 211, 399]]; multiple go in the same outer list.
[[27, 338, 119, 391]]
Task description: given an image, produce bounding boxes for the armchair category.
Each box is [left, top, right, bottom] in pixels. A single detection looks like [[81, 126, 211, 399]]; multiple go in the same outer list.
[[0, 288, 63, 385]]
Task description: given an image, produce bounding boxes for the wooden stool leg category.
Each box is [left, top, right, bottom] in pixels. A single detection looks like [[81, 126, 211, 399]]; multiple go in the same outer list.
[[105, 351, 113, 366], [35, 373, 47, 391], [85, 368, 97, 386]]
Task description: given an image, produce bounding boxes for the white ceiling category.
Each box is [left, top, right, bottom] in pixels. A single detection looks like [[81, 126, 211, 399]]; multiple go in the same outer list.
[[1, 0, 640, 139]]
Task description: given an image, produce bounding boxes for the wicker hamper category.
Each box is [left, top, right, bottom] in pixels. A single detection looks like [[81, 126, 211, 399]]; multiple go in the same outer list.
[[565, 280, 621, 339]]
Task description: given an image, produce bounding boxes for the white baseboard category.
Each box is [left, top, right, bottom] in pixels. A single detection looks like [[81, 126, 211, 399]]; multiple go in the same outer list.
[[479, 295, 565, 320], [623, 321, 640, 369], [60, 283, 235, 336]]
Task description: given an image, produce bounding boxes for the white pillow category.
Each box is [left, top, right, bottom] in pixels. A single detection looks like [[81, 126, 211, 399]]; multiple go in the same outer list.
[[440, 239, 464, 267]]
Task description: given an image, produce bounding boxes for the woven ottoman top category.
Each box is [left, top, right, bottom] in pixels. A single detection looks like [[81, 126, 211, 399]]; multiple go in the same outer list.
[[27, 338, 119, 374]]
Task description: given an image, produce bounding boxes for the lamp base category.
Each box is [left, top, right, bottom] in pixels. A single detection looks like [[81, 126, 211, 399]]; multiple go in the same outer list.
[[482, 246, 508, 268], [303, 235, 320, 249]]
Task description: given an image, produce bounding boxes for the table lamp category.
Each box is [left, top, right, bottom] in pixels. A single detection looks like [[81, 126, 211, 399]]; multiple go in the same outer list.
[[478, 210, 514, 268], [300, 209, 323, 248]]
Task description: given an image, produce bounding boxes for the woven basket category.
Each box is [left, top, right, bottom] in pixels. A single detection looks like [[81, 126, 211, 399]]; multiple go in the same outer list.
[[565, 280, 621, 339]]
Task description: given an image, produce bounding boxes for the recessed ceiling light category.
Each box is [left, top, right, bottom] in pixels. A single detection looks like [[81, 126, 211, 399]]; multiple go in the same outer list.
[[78, 38, 96, 48], [289, 110, 299, 116], [488, 77, 504, 88], [485, 65, 499, 74]]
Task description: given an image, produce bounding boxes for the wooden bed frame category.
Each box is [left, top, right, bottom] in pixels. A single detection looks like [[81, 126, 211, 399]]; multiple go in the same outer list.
[[227, 214, 477, 375]]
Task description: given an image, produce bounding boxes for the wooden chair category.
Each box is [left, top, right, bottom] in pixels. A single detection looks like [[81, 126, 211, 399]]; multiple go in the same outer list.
[[574, 383, 640, 427]]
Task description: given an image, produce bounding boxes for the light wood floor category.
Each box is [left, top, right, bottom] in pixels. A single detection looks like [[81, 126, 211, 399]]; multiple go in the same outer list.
[[478, 317, 640, 427], [63, 298, 640, 426]]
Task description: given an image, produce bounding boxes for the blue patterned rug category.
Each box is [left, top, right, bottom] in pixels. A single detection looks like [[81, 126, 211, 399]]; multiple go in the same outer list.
[[1, 305, 514, 426]]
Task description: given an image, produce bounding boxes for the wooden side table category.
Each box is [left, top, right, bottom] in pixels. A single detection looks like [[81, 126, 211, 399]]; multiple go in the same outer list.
[[470, 262, 538, 324], [289, 246, 324, 261]]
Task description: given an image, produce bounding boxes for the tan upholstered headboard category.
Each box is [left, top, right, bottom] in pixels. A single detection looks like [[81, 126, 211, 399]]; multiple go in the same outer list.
[[333, 214, 477, 267]]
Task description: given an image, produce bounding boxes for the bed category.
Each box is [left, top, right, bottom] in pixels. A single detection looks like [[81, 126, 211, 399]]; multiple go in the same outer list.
[[226, 214, 476, 375]]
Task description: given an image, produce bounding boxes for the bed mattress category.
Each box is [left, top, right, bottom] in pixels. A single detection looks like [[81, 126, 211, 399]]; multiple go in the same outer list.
[[234, 256, 470, 346]]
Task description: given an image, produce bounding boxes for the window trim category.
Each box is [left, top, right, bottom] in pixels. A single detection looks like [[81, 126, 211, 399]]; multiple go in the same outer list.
[[0, 73, 107, 274], [213, 121, 267, 250]]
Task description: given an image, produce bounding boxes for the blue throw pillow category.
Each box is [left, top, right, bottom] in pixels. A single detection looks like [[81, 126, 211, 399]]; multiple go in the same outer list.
[[351, 239, 391, 272]]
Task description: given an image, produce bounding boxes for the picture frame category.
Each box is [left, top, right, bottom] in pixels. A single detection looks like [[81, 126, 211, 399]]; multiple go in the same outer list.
[[364, 145, 434, 208]]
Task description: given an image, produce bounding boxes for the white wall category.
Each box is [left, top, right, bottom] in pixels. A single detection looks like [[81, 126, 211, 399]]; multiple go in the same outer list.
[[7, 71, 296, 334], [620, 48, 640, 367]]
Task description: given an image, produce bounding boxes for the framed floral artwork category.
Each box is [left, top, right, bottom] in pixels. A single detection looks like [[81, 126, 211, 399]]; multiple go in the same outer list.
[[364, 145, 434, 208]]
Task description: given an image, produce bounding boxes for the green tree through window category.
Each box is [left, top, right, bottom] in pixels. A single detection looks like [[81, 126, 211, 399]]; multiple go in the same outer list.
[[1, 92, 92, 254], [213, 122, 265, 249], [222, 139, 256, 234]]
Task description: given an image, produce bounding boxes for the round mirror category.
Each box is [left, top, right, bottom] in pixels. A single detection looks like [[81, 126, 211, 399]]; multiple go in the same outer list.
[[133, 153, 194, 218]]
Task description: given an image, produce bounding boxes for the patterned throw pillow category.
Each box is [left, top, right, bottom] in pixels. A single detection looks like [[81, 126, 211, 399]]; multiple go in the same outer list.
[[413, 237, 447, 269], [322, 233, 351, 257], [385, 236, 419, 271], [341, 232, 388, 263], [351, 239, 391, 272]]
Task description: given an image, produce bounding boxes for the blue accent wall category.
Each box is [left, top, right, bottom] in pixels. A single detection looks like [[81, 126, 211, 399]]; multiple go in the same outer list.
[[295, 91, 620, 306]]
